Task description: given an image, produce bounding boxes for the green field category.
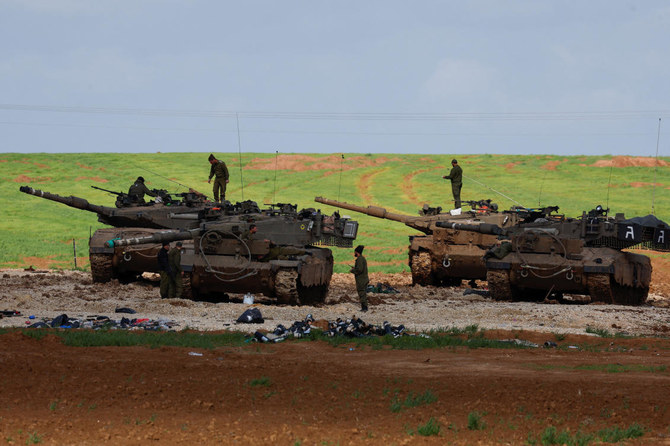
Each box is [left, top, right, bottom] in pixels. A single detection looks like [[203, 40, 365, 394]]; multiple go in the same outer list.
[[1, 152, 668, 273]]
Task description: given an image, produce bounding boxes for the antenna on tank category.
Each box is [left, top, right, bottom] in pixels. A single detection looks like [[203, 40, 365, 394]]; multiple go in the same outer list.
[[605, 159, 614, 211], [273, 150, 279, 203], [651, 118, 661, 215], [236, 113, 244, 201], [337, 154, 344, 201], [538, 171, 547, 207]]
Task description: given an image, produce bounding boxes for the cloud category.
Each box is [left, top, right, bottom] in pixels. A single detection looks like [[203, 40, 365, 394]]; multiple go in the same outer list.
[[419, 58, 499, 106]]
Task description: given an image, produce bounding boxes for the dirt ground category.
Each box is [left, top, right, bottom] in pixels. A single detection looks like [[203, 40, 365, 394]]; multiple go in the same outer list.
[[1, 266, 670, 444]]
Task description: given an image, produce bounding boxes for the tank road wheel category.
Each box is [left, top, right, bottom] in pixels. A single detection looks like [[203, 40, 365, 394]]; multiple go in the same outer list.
[[486, 270, 513, 301], [275, 269, 299, 305], [90, 254, 113, 283], [411, 251, 434, 286]]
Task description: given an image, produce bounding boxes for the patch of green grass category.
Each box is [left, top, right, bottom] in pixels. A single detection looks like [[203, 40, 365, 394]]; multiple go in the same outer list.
[[26, 432, 43, 444], [552, 332, 566, 341], [390, 390, 437, 412], [530, 422, 646, 445], [539, 426, 592, 445], [48, 400, 58, 411], [414, 417, 441, 436], [596, 423, 646, 442], [248, 376, 271, 387], [467, 411, 486, 431]]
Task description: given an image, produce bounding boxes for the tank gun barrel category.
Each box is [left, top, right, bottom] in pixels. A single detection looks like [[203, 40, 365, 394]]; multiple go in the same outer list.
[[20, 186, 109, 215], [315, 197, 411, 223], [436, 221, 507, 236], [107, 229, 197, 248]]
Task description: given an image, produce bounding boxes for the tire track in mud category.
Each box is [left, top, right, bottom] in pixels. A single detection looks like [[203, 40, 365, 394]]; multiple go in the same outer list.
[[401, 166, 446, 205]]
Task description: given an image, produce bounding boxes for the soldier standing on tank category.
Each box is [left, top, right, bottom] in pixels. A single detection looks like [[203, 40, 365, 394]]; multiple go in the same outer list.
[[208, 154, 230, 203], [168, 241, 183, 299], [128, 176, 157, 204], [157, 241, 173, 299], [442, 159, 463, 209], [350, 245, 369, 312]]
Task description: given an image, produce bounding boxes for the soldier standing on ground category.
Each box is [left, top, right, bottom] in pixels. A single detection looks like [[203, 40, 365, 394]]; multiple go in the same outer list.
[[157, 242, 173, 299], [350, 245, 369, 312], [168, 241, 183, 299], [128, 176, 157, 204], [442, 159, 463, 209], [208, 154, 230, 203]]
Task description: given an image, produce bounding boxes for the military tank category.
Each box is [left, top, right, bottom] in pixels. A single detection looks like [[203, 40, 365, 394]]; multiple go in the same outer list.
[[315, 197, 559, 286], [107, 204, 359, 305], [19, 185, 214, 282], [440, 206, 670, 305]]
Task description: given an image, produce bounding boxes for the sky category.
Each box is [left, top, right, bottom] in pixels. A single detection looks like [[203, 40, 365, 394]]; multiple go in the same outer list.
[[1, 0, 670, 156]]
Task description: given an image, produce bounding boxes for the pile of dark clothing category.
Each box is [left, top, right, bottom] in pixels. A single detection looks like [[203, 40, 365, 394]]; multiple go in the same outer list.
[[366, 282, 399, 294], [324, 317, 406, 338], [26, 313, 178, 331], [253, 314, 409, 343], [253, 314, 314, 343]]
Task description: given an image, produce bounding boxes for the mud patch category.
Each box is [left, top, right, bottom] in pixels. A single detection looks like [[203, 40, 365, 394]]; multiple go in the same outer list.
[[12, 174, 51, 183], [76, 162, 93, 170], [245, 154, 401, 172], [4, 256, 69, 269], [541, 159, 568, 170], [401, 166, 445, 205], [627, 182, 665, 188], [592, 156, 669, 168], [74, 176, 109, 183]]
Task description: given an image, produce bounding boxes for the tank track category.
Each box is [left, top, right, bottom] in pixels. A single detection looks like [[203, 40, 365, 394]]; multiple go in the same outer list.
[[486, 270, 513, 301], [587, 273, 648, 306], [90, 254, 113, 283], [182, 273, 194, 300], [297, 283, 328, 306], [410, 251, 433, 286], [275, 269, 299, 305]]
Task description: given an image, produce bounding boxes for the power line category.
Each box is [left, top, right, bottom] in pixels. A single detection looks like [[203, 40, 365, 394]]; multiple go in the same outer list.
[[1, 103, 670, 122]]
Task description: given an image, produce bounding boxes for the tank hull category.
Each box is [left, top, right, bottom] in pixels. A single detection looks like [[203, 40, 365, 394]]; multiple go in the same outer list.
[[182, 246, 333, 305], [486, 248, 651, 305]]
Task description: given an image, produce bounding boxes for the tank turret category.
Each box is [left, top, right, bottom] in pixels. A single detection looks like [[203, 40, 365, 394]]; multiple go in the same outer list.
[[440, 207, 669, 305], [106, 206, 359, 305]]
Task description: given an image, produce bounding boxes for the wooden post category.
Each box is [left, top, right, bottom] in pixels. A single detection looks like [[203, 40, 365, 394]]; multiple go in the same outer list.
[[73, 238, 77, 269]]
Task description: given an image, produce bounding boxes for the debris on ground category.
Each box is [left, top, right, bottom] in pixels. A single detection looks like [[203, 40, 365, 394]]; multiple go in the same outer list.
[[236, 308, 264, 323], [366, 282, 399, 294], [498, 339, 539, 348], [26, 313, 178, 331], [0, 310, 21, 318], [253, 314, 412, 343]]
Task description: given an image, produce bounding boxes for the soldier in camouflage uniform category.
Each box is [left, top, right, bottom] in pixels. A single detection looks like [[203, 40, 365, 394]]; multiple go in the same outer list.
[[157, 241, 173, 299], [442, 159, 463, 209], [207, 154, 230, 202], [128, 176, 157, 204], [168, 241, 183, 299], [350, 245, 369, 312]]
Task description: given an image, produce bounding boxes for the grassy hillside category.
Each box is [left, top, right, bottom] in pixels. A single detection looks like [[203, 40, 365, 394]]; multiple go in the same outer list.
[[1, 152, 668, 273]]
